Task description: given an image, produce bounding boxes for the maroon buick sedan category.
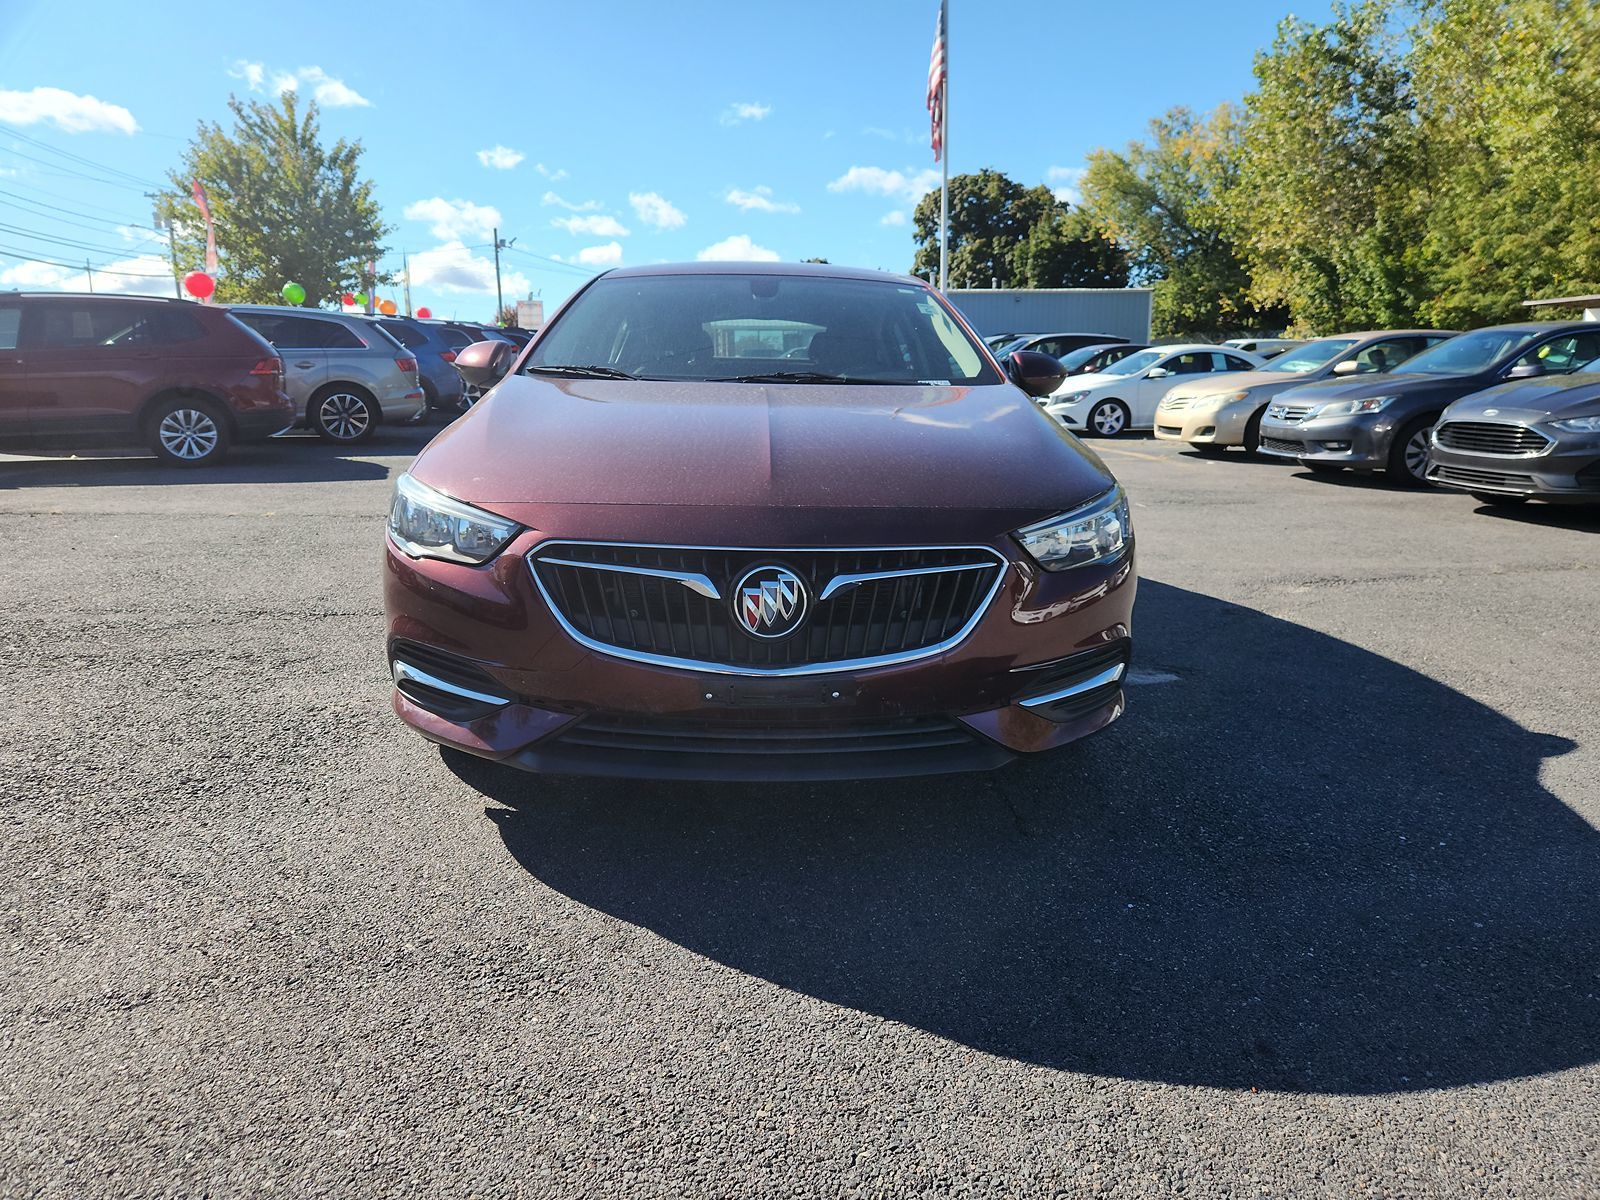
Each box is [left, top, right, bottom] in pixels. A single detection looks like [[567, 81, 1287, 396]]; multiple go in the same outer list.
[[384, 263, 1135, 780]]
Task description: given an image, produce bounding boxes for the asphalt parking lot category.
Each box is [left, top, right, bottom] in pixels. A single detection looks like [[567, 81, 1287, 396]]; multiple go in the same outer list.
[[3, 424, 1597, 1198]]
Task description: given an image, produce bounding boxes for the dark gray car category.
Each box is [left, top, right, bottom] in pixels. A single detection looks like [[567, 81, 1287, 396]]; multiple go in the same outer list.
[[1256, 322, 1600, 486], [1426, 367, 1600, 506], [366, 316, 465, 413]]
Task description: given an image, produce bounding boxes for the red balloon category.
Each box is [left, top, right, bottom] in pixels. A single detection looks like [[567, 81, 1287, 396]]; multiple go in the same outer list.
[[183, 271, 215, 300], [415, 307, 432, 319], [342, 292, 355, 306]]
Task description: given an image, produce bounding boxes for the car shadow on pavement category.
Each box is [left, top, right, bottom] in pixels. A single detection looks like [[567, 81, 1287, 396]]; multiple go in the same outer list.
[[447, 579, 1597, 1096], [0, 427, 437, 489], [1467, 502, 1600, 533]]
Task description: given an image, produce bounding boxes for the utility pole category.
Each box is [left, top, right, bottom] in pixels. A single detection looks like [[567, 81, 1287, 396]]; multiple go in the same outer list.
[[85, 259, 94, 293], [145, 191, 180, 298], [492, 230, 517, 320], [402, 252, 412, 316]]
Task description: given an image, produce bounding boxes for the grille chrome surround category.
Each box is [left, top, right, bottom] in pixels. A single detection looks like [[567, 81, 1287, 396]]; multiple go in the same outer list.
[[1266, 403, 1317, 423], [1427, 464, 1538, 491], [528, 540, 1009, 677], [1433, 421, 1552, 457]]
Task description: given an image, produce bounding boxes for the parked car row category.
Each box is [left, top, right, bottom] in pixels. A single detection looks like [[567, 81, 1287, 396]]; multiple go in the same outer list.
[[0, 293, 528, 466], [1015, 318, 1600, 506]]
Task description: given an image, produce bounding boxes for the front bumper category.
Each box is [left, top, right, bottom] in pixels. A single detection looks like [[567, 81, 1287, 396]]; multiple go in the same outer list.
[[1255, 414, 1394, 467], [1426, 438, 1600, 502], [1153, 398, 1256, 445], [383, 531, 1137, 781]]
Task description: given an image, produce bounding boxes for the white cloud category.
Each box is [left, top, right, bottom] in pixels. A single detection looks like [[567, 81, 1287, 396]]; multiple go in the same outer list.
[[572, 242, 624, 267], [403, 197, 501, 242], [725, 186, 800, 215], [827, 165, 941, 205], [1047, 165, 1087, 206], [534, 163, 568, 181], [720, 101, 772, 125], [880, 210, 907, 227], [629, 191, 686, 231], [542, 191, 601, 212], [697, 234, 779, 263], [477, 144, 525, 170], [409, 240, 530, 295], [232, 62, 371, 107], [552, 214, 630, 237], [0, 86, 138, 135], [0, 252, 173, 295]]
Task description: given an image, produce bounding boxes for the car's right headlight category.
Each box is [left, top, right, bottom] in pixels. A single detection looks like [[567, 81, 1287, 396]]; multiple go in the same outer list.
[[1551, 415, 1600, 433], [388, 471, 521, 564], [1311, 395, 1397, 418], [1014, 485, 1132, 572], [1051, 390, 1091, 406]]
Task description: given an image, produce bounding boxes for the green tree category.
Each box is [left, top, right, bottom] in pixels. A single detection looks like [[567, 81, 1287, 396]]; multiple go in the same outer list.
[[1408, 0, 1600, 326], [1078, 105, 1282, 338], [160, 93, 390, 307], [1235, 1, 1423, 332], [910, 168, 1128, 289]]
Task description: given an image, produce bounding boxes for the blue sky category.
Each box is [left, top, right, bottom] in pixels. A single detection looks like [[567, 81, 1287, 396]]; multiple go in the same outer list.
[[0, 0, 1333, 320]]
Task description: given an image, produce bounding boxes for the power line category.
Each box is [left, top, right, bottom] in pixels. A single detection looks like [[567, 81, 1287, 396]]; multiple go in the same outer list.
[[0, 219, 165, 259], [500, 243, 601, 278], [0, 243, 172, 278], [0, 175, 168, 222], [0, 121, 166, 189], [0, 187, 163, 239], [0, 145, 154, 192]]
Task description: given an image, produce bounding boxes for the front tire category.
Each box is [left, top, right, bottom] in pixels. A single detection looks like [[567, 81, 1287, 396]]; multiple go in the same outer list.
[[1086, 399, 1130, 438], [147, 395, 231, 466], [1387, 416, 1436, 487], [1242, 407, 1264, 454], [310, 385, 377, 443]]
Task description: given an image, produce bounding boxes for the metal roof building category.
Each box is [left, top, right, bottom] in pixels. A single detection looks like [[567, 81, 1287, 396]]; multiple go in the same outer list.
[[948, 287, 1154, 343]]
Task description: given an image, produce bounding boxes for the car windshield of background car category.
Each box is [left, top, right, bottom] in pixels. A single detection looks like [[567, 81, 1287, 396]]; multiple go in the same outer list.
[[1397, 329, 1545, 376], [525, 274, 999, 386], [1264, 338, 1357, 373], [1101, 348, 1163, 376]]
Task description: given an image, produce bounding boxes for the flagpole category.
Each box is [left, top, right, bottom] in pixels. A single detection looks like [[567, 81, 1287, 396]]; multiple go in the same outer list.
[[938, 0, 949, 292]]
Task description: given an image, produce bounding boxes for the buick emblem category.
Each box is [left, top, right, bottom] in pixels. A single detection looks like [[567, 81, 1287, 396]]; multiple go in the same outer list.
[[732, 565, 809, 639]]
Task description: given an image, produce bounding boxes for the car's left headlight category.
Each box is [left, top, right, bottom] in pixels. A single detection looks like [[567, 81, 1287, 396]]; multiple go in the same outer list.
[[1311, 395, 1397, 418], [1551, 415, 1600, 433], [388, 471, 521, 564], [1015, 485, 1132, 572], [1051, 390, 1091, 406]]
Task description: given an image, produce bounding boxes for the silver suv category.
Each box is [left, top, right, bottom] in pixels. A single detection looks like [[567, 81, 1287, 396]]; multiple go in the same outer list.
[[229, 306, 423, 443]]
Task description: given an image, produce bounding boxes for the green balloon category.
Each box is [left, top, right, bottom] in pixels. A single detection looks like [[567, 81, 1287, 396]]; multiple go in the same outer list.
[[353, 291, 368, 307], [281, 281, 306, 305]]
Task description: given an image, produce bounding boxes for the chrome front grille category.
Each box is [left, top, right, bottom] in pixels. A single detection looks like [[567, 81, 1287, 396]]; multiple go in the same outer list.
[[1259, 436, 1306, 455], [1434, 421, 1551, 456], [1428, 464, 1538, 491], [1268, 403, 1316, 423], [528, 541, 1007, 675]]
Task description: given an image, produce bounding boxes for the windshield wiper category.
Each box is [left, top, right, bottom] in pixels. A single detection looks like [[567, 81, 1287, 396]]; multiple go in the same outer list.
[[707, 370, 905, 385], [525, 363, 639, 380]]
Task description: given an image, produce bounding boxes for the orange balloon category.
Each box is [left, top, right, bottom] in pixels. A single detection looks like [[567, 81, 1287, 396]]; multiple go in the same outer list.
[[379, 299, 397, 316]]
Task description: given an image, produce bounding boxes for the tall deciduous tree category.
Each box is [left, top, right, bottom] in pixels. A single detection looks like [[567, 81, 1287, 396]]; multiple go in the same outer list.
[[160, 93, 389, 307], [1235, 1, 1423, 332], [1078, 105, 1283, 338]]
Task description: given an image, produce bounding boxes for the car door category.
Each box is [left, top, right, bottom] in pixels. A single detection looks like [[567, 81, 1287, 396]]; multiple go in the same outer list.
[[233, 313, 327, 409], [0, 300, 25, 444], [24, 299, 161, 441], [1512, 330, 1600, 378]]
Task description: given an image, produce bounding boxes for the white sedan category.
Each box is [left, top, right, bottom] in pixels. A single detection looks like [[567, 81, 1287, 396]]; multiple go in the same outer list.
[[1043, 343, 1266, 436]]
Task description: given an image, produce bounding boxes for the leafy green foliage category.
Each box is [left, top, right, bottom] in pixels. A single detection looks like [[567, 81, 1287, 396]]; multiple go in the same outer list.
[[160, 93, 390, 307], [910, 169, 1127, 289]]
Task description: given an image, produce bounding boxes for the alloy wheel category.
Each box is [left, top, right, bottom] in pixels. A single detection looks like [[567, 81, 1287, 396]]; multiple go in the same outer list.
[[1403, 426, 1432, 480], [157, 408, 220, 461], [1092, 403, 1126, 437], [318, 392, 372, 441]]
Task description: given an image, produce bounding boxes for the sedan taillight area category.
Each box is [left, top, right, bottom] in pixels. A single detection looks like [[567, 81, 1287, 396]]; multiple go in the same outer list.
[[249, 357, 283, 377], [395, 356, 418, 374], [439, 350, 457, 364]]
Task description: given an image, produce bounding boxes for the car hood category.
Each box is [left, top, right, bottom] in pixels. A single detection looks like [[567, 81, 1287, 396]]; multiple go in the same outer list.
[[1442, 372, 1600, 422], [1162, 369, 1309, 399], [410, 375, 1117, 533], [1048, 370, 1128, 399], [1274, 372, 1458, 405]]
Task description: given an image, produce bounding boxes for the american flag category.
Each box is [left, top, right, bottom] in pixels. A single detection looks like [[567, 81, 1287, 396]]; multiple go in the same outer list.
[[927, 0, 947, 162]]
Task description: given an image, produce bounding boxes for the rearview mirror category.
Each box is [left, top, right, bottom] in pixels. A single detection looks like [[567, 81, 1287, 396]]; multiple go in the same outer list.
[[1007, 350, 1067, 399], [1505, 362, 1544, 380], [455, 339, 514, 389], [1332, 359, 1358, 376], [1145, 366, 1171, 379]]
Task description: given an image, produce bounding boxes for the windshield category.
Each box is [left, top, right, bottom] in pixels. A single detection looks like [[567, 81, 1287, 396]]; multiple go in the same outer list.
[[1396, 328, 1544, 376], [1103, 348, 1163, 376], [526, 273, 1000, 385], [992, 336, 1030, 358], [1265, 338, 1358, 374], [1057, 344, 1110, 371]]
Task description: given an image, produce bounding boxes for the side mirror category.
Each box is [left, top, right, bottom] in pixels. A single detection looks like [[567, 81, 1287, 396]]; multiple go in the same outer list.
[[1332, 359, 1359, 376], [1007, 349, 1067, 399], [1145, 366, 1171, 379], [455, 339, 513, 388], [1505, 362, 1544, 380]]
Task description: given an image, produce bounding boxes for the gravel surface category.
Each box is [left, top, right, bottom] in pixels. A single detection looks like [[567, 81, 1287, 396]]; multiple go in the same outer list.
[[2, 426, 1597, 1198]]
